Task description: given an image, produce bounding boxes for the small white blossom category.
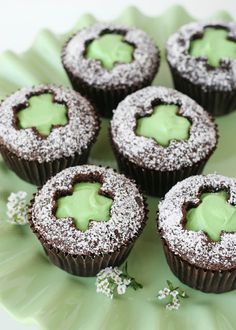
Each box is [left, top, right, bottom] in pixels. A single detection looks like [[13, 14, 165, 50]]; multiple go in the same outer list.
[[6, 191, 28, 225], [163, 288, 170, 295], [170, 290, 178, 297], [166, 301, 180, 311], [123, 278, 131, 286], [157, 290, 166, 300], [157, 280, 188, 311], [117, 284, 127, 295], [172, 301, 180, 310], [96, 263, 142, 299], [166, 303, 173, 311]]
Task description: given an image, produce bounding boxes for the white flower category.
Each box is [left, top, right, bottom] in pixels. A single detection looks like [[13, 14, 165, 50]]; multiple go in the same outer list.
[[115, 277, 122, 285], [170, 290, 178, 298], [157, 280, 188, 311], [96, 277, 113, 299], [123, 278, 131, 286], [172, 301, 180, 310], [163, 288, 170, 295], [6, 191, 28, 225], [117, 284, 127, 295], [166, 302, 180, 311], [18, 191, 27, 199], [166, 303, 174, 311], [96, 263, 142, 299], [158, 290, 167, 300]]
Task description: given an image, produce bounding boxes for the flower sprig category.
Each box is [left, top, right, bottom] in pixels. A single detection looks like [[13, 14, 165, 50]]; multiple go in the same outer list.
[[96, 263, 142, 299], [157, 280, 188, 310], [6, 191, 29, 225]]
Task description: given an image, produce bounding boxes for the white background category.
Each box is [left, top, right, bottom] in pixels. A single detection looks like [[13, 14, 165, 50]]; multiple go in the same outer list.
[[0, 0, 236, 329]]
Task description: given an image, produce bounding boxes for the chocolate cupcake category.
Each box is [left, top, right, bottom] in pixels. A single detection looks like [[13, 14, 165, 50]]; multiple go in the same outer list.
[[61, 23, 160, 118], [29, 165, 147, 276], [110, 86, 218, 196], [158, 174, 236, 293], [166, 22, 236, 116], [0, 85, 99, 186]]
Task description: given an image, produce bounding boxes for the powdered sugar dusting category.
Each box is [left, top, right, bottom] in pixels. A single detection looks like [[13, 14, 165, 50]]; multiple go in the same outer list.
[[110, 86, 217, 171], [166, 21, 236, 92], [0, 85, 99, 163], [62, 23, 159, 88], [158, 174, 236, 270], [30, 165, 146, 255]]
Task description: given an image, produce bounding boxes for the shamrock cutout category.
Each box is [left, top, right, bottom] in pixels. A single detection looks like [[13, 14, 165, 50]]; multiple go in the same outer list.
[[56, 182, 113, 232], [136, 104, 191, 147], [17, 93, 68, 137], [86, 33, 134, 70], [186, 191, 236, 241], [190, 27, 236, 67]]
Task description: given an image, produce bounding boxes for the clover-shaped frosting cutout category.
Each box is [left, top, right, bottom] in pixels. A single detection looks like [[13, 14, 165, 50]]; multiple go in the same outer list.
[[190, 27, 236, 67], [55, 182, 113, 232], [136, 104, 191, 147], [86, 33, 134, 70], [186, 191, 236, 241], [17, 93, 68, 137]]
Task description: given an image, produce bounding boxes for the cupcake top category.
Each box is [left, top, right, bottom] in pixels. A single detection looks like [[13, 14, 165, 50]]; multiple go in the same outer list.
[[158, 174, 236, 270], [110, 86, 217, 171], [61, 23, 160, 88], [166, 21, 236, 92], [0, 85, 99, 163], [30, 165, 146, 256]]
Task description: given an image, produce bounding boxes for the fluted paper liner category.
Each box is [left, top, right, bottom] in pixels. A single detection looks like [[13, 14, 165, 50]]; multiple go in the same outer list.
[[161, 237, 236, 293], [170, 67, 236, 117], [0, 145, 90, 187]]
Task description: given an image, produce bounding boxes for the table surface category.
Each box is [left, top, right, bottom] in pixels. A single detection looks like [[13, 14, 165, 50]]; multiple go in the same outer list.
[[0, 0, 236, 329]]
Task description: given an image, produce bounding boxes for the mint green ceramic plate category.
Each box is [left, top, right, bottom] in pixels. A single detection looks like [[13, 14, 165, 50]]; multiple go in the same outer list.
[[0, 5, 236, 330]]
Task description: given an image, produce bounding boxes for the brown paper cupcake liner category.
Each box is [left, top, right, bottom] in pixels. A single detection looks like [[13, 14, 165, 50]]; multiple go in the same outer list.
[[0, 145, 90, 187], [41, 241, 134, 277], [65, 70, 153, 118], [161, 238, 236, 293], [169, 67, 236, 116], [111, 142, 206, 196]]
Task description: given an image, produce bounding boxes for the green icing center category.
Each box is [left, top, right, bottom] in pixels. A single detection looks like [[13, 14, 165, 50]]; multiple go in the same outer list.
[[189, 27, 236, 68], [136, 104, 191, 147], [55, 182, 113, 232], [17, 94, 68, 137], [186, 191, 236, 241], [86, 33, 134, 70]]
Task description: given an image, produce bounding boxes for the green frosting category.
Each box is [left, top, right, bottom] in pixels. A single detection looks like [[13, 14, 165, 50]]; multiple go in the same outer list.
[[55, 182, 113, 232], [186, 191, 236, 241], [136, 104, 191, 147], [17, 94, 68, 136], [86, 33, 134, 70], [190, 27, 236, 67]]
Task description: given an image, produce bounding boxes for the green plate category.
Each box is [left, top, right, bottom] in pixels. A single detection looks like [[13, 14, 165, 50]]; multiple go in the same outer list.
[[0, 5, 235, 330]]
